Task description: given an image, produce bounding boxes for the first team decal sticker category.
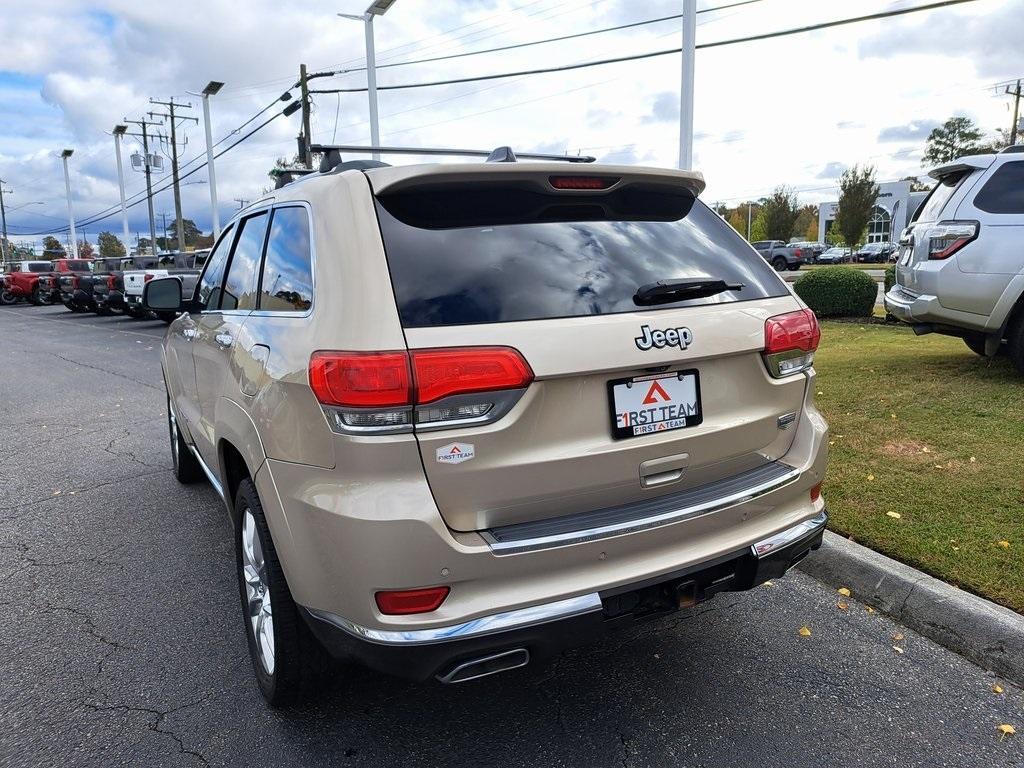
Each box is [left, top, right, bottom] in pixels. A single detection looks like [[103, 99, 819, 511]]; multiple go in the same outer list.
[[436, 442, 476, 465]]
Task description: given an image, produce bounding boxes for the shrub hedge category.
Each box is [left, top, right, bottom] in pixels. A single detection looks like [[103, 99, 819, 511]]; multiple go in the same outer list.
[[884, 265, 896, 293], [793, 267, 877, 318]]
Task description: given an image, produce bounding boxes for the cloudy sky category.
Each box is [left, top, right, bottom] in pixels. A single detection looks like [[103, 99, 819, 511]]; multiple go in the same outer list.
[[1, 0, 1020, 249]]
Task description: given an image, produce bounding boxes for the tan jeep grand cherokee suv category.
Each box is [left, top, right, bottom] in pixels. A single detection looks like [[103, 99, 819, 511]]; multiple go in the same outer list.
[[145, 151, 829, 705]]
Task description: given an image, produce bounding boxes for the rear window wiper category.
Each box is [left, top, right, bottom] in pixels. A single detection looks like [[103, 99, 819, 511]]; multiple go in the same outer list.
[[633, 278, 744, 306]]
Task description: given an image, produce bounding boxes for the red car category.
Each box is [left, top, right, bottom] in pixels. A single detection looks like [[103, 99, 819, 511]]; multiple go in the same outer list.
[[2, 260, 54, 305]]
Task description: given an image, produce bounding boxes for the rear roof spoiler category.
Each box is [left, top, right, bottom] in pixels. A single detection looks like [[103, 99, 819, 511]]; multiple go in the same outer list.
[[927, 155, 994, 181]]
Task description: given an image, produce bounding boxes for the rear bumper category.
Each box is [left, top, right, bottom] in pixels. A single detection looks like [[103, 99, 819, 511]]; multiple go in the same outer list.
[[883, 285, 989, 332], [303, 511, 826, 682]]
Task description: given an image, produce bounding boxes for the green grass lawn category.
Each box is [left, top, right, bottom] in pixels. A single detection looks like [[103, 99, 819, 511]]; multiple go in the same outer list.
[[814, 321, 1024, 612]]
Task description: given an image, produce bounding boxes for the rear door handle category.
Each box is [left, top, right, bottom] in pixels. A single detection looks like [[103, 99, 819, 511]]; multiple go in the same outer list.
[[215, 332, 234, 348]]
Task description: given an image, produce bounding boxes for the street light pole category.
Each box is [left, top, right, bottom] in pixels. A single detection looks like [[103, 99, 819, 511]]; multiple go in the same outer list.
[[678, 0, 696, 170], [61, 149, 78, 258], [201, 81, 224, 238], [339, 1, 398, 161], [112, 125, 131, 251], [0, 181, 11, 262]]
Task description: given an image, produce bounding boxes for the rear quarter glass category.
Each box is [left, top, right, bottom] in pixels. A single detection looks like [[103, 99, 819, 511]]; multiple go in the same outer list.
[[373, 184, 787, 328]]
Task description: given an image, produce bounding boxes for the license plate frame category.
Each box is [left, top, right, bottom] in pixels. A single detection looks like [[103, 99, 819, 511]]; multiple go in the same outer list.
[[607, 370, 702, 440]]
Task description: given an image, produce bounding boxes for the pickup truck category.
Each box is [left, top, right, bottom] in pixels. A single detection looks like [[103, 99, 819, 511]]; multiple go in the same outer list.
[[752, 240, 807, 272], [123, 250, 209, 320], [36, 259, 94, 306], [58, 258, 127, 312], [2, 261, 53, 304], [93, 256, 158, 315]]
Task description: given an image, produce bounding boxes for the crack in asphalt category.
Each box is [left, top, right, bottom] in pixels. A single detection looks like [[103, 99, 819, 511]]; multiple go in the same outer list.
[[0, 470, 166, 518], [103, 429, 171, 470], [52, 352, 162, 391]]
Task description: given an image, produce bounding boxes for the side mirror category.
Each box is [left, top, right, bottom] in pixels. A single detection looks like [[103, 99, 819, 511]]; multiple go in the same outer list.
[[143, 276, 183, 311]]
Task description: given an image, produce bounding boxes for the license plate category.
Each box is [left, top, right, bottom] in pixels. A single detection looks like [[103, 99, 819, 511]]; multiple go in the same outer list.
[[607, 370, 702, 440]]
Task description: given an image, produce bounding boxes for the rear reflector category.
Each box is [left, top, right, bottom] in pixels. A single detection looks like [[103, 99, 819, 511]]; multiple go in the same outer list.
[[810, 482, 822, 502], [375, 586, 450, 615], [763, 309, 820, 378], [413, 347, 533, 404], [549, 176, 618, 190]]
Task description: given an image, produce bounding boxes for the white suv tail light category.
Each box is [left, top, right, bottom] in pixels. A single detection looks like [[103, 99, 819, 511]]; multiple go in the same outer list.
[[309, 347, 534, 434], [762, 309, 820, 378], [927, 220, 979, 260]]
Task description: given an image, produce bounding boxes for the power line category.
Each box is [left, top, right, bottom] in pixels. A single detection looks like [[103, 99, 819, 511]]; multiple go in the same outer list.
[[310, 0, 979, 95], [14, 107, 292, 236], [321, 0, 762, 78]]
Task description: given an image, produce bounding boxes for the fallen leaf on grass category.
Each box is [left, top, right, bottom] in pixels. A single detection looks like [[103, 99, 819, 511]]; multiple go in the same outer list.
[[969, 456, 976, 463], [934, 464, 944, 470], [893, 646, 904, 654], [890, 413, 897, 420], [892, 633, 904, 642], [921, 447, 931, 453], [998, 724, 1016, 741], [997, 540, 1010, 549], [992, 684, 1004, 694], [837, 601, 849, 611], [838, 587, 852, 597], [867, 474, 875, 481], [866, 606, 876, 614], [798, 626, 812, 637], [886, 511, 902, 519], [829, 441, 835, 446], [653, 653, 660, 659]]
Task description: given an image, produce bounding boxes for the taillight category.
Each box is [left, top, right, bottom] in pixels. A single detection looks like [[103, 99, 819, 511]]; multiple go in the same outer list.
[[375, 586, 450, 615], [794, 248, 803, 258], [763, 308, 820, 378], [927, 221, 978, 260], [309, 347, 534, 434], [144, 273, 155, 283], [107, 274, 117, 290]]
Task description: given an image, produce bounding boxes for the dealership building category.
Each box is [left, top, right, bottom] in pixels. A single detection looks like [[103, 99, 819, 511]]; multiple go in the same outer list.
[[817, 180, 930, 244]]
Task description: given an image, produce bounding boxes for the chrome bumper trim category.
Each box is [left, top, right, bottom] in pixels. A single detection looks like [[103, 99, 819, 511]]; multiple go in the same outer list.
[[483, 465, 802, 556], [307, 592, 603, 646], [751, 511, 827, 558]]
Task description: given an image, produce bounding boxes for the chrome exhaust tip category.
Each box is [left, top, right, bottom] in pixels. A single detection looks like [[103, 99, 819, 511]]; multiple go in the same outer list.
[[436, 648, 530, 684]]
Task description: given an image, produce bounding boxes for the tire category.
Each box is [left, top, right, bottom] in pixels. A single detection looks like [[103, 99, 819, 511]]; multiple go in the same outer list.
[[0, 290, 15, 306], [771, 257, 787, 272], [29, 287, 43, 306], [1008, 313, 1024, 375], [62, 301, 80, 312], [167, 402, 203, 484], [126, 307, 147, 319], [235, 478, 321, 706], [788, 263, 801, 271], [95, 304, 112, 317]]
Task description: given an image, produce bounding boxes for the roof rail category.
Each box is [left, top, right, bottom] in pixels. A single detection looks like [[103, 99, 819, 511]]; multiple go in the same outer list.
[[309, 143, 595, 164], [999, 144, 1024, 154]]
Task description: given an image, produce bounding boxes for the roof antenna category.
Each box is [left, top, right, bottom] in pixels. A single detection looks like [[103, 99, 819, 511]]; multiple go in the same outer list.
[[485, 146, 518, 163]]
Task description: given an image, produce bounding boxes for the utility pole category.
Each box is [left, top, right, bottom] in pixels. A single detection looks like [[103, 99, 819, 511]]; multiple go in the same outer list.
[[1007, 79, 1022, 145], [149, 98, 198, 252], [112, 125, 131, 253], [160, 211, 170, 247], [124, 117, 163, 256], [199, 81, 224, 238], [747, 202, 752, 240], [299, 64, 313, 169], [60, 149, 78, 258], [0, 180, 10, 262], [677, 0, 697, 170], [233, 198, 251, 210]]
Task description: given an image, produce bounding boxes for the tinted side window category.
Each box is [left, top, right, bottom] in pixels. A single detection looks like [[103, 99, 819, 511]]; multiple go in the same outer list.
[[259, 207, 313, 312], [974, 162, 1024, 214], [220, 213, 268, 311], [195, 224, 234, 310]]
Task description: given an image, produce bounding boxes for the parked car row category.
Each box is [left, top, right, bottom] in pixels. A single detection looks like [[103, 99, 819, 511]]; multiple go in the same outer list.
[[1, 250, 209, 323]]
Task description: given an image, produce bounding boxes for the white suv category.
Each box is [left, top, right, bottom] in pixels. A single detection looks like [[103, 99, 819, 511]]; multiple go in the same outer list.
[[884, 146, 1024, 371]]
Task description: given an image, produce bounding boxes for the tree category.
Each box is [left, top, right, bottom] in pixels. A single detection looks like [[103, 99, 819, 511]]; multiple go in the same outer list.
[[42, 235, 66, 257], [900, 175, 933, 193], [757, 187, 799, 241], [922, 117, 986, 165], [163, 218, 202, 249], [835, 165, 878, 251], [97, 231, 127, 259], [77, 241, 95, 259], [793, 204, 818, 242], [727, 209, 747, 237]]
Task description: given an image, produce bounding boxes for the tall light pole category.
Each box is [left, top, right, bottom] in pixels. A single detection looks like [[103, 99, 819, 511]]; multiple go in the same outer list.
[[61, 149, 78, 258], [678, 0, 697, 170], [0, 180, 11, 262], [112, 125, 131, 252], [200, 81, 224, 238], [339, 0, 398, 161]]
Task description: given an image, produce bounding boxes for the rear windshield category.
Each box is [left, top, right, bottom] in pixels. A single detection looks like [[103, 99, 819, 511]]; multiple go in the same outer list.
[[913, 170, 970, 223], [375, 183, 787, 327], [67, 261, 91, 271]]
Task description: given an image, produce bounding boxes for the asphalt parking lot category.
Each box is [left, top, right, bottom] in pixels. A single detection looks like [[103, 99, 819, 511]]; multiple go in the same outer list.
[[1, 304, 1021, 768]]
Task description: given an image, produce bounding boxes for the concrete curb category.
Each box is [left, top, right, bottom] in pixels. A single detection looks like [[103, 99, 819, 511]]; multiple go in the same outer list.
[[797, 530, 1024, 686]]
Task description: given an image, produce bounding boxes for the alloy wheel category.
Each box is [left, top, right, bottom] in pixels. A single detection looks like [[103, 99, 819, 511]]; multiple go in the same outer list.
[[242, 509, 275, 675]]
